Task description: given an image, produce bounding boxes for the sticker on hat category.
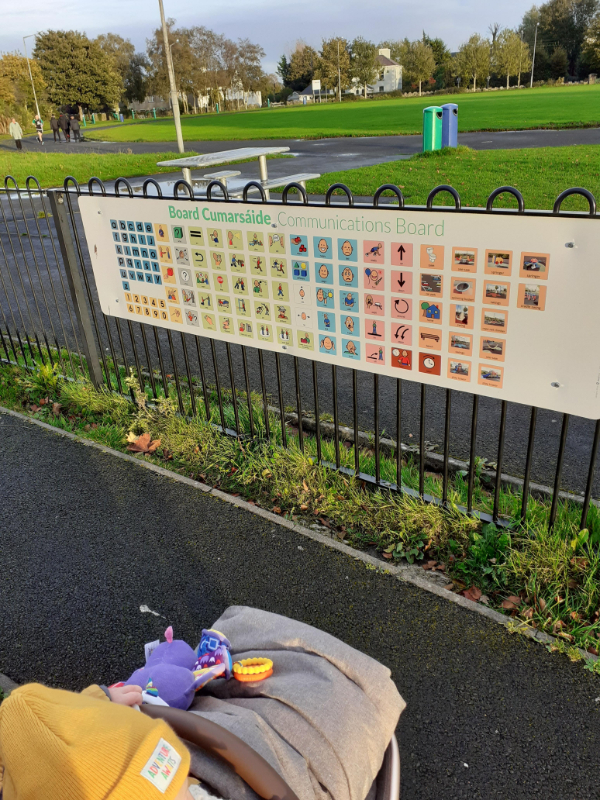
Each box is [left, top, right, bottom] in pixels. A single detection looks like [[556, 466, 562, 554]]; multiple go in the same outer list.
[[140, 737, 182, 793]]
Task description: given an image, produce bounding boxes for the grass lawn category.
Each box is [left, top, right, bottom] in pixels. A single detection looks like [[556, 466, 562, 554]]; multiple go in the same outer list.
[[82, 85, 600, 143], [298, 144, 600, 211]]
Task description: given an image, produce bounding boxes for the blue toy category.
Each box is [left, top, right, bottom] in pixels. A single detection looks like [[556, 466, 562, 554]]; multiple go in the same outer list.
[[194, 629, 233, 679]]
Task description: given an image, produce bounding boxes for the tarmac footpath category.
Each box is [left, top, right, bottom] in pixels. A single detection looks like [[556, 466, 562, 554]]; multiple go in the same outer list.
[[0, 411, 598, 799]]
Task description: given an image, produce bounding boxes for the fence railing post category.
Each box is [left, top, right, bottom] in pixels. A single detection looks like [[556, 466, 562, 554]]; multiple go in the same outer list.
[[47, 190, 104, 389]]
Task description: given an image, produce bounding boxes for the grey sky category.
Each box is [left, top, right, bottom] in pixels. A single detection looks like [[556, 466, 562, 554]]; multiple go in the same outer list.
[[2, 0, 530, 73]]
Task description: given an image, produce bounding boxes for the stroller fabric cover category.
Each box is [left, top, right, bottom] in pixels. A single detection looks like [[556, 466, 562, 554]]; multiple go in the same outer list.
[[187, 606, 405, 800]]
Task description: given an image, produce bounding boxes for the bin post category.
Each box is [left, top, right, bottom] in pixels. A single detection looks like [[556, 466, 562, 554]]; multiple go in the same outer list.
[[82, 115, 87, 127], [422, 106, 443, 152], [153, 107, 157, 119], [441, 103, 458, 148]]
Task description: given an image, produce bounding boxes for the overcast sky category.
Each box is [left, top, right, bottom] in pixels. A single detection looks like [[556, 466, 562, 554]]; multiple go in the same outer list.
[[3, 0, 531, 72]]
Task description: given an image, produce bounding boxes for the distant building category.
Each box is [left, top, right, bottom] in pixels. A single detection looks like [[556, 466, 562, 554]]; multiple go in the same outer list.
[[347, 48, 403, 96], [288, 85, 335, 104], [129, 86, 261, 114]]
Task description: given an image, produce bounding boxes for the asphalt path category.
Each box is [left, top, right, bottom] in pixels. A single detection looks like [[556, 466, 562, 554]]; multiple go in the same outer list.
[[0, 412, 599, 799]]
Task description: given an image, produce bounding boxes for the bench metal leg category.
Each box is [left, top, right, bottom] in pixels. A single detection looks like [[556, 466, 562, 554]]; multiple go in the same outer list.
[[182, 167, 192, 186], [258, 154, 270, 200]]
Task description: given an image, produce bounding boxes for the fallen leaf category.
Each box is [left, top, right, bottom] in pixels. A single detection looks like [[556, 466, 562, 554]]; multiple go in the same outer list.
[[570, 611, 582, 622], [382, 553, 393, 559], [262, 468, 272, 478], [443, 583, 455, 591], [302, 480, 309, 492], [587, 646, 599, 656], [300, 503, 308, 511], [319, 517, 331, 528], [537, 598, 547, 612], [30, 404, 41, 413], [52, 402, 62, 416], [162, 448, 173, 461], [522, 607, 534, 620], [462, 586, 482, 602], [501, 595, 521, 610], [272, 506, 282, 514], [567, 579, 580, 589], [436, 563, 446, 571], [126, 431, 138, 443], [555, 595, 565, 604], [126, 432, 161, 454], [479, 595, 490, 605], [39, 397, 48, 406], [552, 619, 566, 633]]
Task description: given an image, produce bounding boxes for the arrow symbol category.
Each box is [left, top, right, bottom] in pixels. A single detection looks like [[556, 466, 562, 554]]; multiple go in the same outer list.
[[398, 272, 406, 288], [398, 245, 406, 261], [394, 325, 409, 340], [394, 298, 409, 314]]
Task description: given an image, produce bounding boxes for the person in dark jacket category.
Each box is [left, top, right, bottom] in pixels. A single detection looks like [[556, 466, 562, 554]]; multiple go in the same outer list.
[[50, 114, 62, 142], [70, 115, 81, 142], [58, 113, 69, 142]]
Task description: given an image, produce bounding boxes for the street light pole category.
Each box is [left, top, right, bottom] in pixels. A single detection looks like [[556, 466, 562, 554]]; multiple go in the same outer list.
[[530, 22, 540, 88], [337, 40, 341, 103], [23, 35, 40, 119], [158, 0, 184, 153]]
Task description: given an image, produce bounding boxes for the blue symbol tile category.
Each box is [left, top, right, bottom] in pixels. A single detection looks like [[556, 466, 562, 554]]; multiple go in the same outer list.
[[136, 221, 144, 232], [128, 270, 136, 280], [340, 313, 359, 337], [126, 258, 133, 268], [121, 233, 128, 242], [154, 274, 162, 285], [314, 262, 333, 285], [129, 234, 137, 244], [149, 249, 157, 259], [316, 287, 334, 308], [318, 310, 336, 332], [132, 247, 140, 258], [151, 262, 160, 273], [337, 238, 358, 262], [124, 245, 131, 256], [127, 221, 135, 231], [112, 232, 120, 242], [141, 248, 149, 259], [292, 260, 310, 281], [115, 245, 123, 255], [145, 222, 153, 233], [147, 235, 155, 246], [313, 236, 332, 259], [119, 220, 127, 230], [122, 280, 130, 291], [138, 235, 146, 245], [339, 290, 359, 312], [318, 335, 337, 355], [120, 269, 127, 278], [136, 271, 144, 281], [110, 219, 118, 230], [338, 264, 358, 288], [143, 261, 151, 270], [145, 273, 153, 284], [117, 257, 125, 267], [134, 259, 142, 269], [290, 235, 308, 256], [342, 339, 360, 360]]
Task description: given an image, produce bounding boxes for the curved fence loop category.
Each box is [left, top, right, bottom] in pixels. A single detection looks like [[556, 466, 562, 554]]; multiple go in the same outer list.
[[206, 180, 229, 201], [242, 181, 267, 202], [142, 178, 163, 198], [4, 175, 20, 192], [63, 176, 82, 195], [87, 177, 107, 196], [25, 175, 43, 194], [553, 187, 596, 216], [114, 178, 134, 197], [281, 182, 308, 204], [373, 184, 405, 208], [173, 179, 194, 199], [325, 183, 354, 207], [486, 186, 524, 213], [426, 184, 461, 210]]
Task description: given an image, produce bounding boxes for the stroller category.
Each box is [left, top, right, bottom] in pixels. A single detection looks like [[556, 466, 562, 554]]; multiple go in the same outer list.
[[141, 606, 403, 800], [142, 705, 400, 800]]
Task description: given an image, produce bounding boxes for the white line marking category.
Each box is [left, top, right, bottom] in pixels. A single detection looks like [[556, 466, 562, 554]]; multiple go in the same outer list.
[[140, 604, 164, 617]]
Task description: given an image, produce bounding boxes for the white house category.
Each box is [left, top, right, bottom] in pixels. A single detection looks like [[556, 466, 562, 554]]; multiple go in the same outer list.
[[372, 48, 402, 93], [288, 85, 335, 104]]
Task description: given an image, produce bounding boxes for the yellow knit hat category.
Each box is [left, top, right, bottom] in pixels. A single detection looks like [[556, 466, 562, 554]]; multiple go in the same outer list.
[[0, 683, 190, 799]]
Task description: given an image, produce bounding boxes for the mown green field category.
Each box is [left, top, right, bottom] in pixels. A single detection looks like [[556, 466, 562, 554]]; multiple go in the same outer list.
[[298, 144, 600, 211], [82, 85, 600, 143]]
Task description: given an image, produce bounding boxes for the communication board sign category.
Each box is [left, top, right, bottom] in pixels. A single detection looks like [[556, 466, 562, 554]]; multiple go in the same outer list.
[[79, 196, 600, 419]]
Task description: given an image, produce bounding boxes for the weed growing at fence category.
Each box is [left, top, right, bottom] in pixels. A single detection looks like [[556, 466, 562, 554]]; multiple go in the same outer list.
[[295, 145, 600, 210], [1, 354, 599, 667]]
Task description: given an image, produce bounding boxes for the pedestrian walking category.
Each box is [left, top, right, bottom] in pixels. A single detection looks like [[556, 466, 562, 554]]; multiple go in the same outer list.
[[9, 118, 23, 150], [58, 113, 69, 141], [32, 114, 44, 144], [70, 115, 81, 142], [50, 114, 62, 142]]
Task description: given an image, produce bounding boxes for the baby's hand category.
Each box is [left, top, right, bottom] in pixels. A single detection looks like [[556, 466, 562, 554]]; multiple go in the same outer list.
[[108, 684, 143, 706]]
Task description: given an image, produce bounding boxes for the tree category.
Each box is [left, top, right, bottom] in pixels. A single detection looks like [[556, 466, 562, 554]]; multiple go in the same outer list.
[[315, 37, 351, 100], [454, 34, 491, 91], [276, 55, 292, 87], [402, 40, 436, 94], [350, 37, 378, 97], [549, 44, 569, 76], [422, 33, 453, 87], [123, 53, 149, 103], [33, 30, 122, 111], [582, 15, 600, 70], [95, 33, 135, 78], [378, 40, 403, 63], [495, 29, 532, 87], [288, 42, 318, 90], [0, 53, 46, 111]]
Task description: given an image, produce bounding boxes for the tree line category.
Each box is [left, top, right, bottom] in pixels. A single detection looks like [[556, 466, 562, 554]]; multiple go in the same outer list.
[[0, 19, 275, 130], [277, 0, 600, 98]]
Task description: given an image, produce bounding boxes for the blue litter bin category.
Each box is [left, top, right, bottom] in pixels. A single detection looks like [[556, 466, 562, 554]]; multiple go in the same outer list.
[[441, 103, 458, 148]]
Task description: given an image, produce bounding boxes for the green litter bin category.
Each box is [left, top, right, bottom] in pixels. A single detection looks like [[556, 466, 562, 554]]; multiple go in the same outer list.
[[422, 106, 443, 152]]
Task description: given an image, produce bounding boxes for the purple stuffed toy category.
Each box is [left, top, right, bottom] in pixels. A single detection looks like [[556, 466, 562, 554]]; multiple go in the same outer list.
[[124, 626, 228, 710]]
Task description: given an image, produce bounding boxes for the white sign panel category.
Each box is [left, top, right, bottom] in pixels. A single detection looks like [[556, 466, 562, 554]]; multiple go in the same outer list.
[[311, 79, 321, 92], [78, 196, 600, 419]]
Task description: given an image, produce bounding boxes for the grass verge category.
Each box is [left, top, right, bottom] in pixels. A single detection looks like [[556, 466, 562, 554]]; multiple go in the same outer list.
[[0, 352, 599, 669], [296, 145, 600, 210], [0, 151, 292, 189], [81, 85, 600, 142]]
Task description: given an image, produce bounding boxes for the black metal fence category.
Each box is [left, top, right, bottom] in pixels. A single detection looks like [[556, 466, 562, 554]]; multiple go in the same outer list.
[[1, 174, 600, 533]]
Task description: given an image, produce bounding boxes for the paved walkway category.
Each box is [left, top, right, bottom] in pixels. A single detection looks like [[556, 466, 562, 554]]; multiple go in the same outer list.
[[0, 410, 599, 799]]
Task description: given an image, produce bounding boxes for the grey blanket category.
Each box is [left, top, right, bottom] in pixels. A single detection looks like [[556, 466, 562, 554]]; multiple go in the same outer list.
[[187, 607, 405, 800]]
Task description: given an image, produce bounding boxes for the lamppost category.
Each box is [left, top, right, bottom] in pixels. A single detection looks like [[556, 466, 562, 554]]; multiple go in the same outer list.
[[530, 22, 540, 88], [23, 34, 40, 119], [337, 40, 341, 103], [158, 0, 184, 153]]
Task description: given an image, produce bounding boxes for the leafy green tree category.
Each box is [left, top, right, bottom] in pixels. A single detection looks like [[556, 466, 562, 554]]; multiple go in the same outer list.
[[288, 42, 318, 90], [582, 15, 600, 70], [402, 40, 436, 94], [33, 30, 122, 111], [495, 30, 532, 87], [378, 40, 403, 63], [276, 55, 292, 87], [315, 37, 351, 100], [349, 37, 378, 97], [95, 33, 135, 78], [549, 44, 569, 76], [521, 0, 598, 76], [123, 53, 149, 103], [453, 34, 491, 91], [422, 33, 453, 87]]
